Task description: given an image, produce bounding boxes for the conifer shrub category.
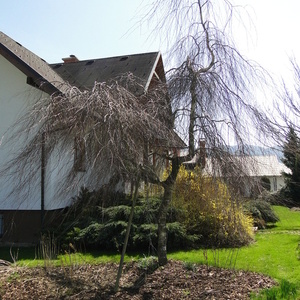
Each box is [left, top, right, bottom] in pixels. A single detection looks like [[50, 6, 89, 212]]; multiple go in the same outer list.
[[243, 198, 279, 229], [57, 187, 196, 252], [171, 166, 254, 247]]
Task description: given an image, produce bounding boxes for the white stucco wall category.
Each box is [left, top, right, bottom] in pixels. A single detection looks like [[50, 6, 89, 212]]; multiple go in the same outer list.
[[252, 175, 285, 193], [0, 54, 128, 211], [0, 55, 42, 209], [268, 175, 286, 192], [0, 55, 77, 210]]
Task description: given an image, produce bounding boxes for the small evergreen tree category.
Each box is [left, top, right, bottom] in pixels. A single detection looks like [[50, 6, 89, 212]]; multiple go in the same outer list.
[[282, 126, 300, 204]]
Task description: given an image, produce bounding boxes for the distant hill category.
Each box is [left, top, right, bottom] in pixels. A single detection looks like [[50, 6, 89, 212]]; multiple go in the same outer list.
[[229, 145, 283, 160]]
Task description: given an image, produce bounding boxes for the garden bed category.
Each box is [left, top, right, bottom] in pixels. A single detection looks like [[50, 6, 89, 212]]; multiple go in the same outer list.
[[0, 260, 275, 299]]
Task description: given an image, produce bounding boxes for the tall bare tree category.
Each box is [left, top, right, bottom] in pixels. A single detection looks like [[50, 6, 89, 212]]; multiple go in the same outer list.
[[144, 0, 277, 265]]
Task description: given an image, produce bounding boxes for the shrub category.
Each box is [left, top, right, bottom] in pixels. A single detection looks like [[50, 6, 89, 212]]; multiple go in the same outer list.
[[244, 199, 279, 229], [171, 166, 254, 247], [58, 188, 196, 252]]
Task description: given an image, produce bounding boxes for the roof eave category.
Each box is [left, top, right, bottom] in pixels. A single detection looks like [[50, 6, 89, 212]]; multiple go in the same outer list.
[[0, 44, 60, 95], [144, 52, 165, 92]]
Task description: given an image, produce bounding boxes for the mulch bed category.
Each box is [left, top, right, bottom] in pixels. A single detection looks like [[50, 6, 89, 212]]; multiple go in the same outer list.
[[0, 260, 276, 299]]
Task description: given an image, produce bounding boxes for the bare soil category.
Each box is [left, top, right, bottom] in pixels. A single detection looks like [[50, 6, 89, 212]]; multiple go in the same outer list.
[[0, 260, 276, 299]]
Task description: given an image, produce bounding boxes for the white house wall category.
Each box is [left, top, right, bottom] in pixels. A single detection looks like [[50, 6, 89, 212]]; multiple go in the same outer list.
[[270, 175, 285, 192], [0, 55, 76, 211], [253, 175, 285, 193], [0, 55, 43, 209]]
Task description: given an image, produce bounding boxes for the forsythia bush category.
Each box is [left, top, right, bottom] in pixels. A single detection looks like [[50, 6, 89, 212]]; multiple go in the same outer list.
[[172, 166, 254, 247]]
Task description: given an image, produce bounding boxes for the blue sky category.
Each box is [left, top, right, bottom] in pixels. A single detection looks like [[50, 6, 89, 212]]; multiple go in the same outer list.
[[1, 0, 300, 83], [1, 0, 157, 63]]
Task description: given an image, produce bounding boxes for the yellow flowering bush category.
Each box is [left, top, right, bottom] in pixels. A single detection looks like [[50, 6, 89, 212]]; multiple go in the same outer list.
[[172, 166, 254, 247]]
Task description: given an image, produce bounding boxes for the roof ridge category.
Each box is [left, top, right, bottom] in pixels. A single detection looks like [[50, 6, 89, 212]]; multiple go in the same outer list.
[[50, 51, 160, 66]]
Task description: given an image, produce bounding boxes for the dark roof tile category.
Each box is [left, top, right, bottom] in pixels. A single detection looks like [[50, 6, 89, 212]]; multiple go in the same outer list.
[[50, 52, 162, 92]]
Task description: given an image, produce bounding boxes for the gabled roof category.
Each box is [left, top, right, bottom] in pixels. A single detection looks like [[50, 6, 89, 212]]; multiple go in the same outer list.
[[0, 31, 166, 96], [243, 155, 290, 177], [203, 155, 290, 177], [50, 52, 165, 93], [0, 31, 67, 95]]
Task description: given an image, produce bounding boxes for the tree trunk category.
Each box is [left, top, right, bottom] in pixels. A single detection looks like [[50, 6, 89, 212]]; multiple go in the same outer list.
[[188, 77, 197, 159], [157, 182, 172, 266], [114, 175, 140, 292], [187, 59, 197, 159], [157, 157, 181, 266]]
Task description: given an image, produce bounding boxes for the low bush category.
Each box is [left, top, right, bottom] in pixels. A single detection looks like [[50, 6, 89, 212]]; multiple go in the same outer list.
[[171, 166, 254, 247], [244, 198, 279, 229], [57, 188, 196, 252]]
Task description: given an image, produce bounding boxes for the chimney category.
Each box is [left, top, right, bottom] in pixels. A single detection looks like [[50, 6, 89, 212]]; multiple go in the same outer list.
[[62, 55, 79, 64]]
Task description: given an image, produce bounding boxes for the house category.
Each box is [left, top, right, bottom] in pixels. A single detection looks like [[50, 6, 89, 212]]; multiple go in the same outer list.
[[238, 155, 290, 194], [198, 153, 290, 196], [0, 31, 170, 244]]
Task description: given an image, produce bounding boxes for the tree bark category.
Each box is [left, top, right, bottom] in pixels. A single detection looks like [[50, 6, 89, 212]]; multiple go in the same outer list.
[[188, 75, 197, 159], [157, 157, 181, 265]]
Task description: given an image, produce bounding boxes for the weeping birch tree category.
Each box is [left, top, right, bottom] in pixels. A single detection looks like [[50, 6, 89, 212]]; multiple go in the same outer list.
[[2, 73, 182, 290], [143, 0, 277, 265], [2, 75, 178, 201]]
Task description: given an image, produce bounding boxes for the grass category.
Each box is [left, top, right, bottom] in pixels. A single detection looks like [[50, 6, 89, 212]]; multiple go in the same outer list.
[[169, 233, 300, 283], [251, 279, 298, 300], [0, 248, 136, 267], [0, 205, 299, 297], [270, 206, 300, 231]]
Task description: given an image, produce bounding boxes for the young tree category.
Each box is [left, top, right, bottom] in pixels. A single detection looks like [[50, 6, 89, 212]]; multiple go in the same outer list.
[[282, 126, 300, 204]]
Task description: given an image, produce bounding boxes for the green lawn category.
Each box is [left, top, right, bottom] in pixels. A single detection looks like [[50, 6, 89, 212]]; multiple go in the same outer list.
[[169, 230, 300, 284], [0, 248, 136, 267], [271, 206, 300, 231]]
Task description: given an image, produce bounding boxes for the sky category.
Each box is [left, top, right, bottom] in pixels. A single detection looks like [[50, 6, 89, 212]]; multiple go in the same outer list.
[[236, 0, 300, 83], [1, 0, 157, 63], [1, 0, 300, 90]]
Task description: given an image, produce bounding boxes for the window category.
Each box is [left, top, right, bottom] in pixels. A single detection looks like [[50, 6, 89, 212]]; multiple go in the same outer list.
[[74, 137, 86, 172], [0, 214, 3, 238]]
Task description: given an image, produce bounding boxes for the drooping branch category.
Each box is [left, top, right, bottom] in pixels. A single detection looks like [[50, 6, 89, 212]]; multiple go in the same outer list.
[[0, 74, 180, 200], [144, 0, 278, 199]]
